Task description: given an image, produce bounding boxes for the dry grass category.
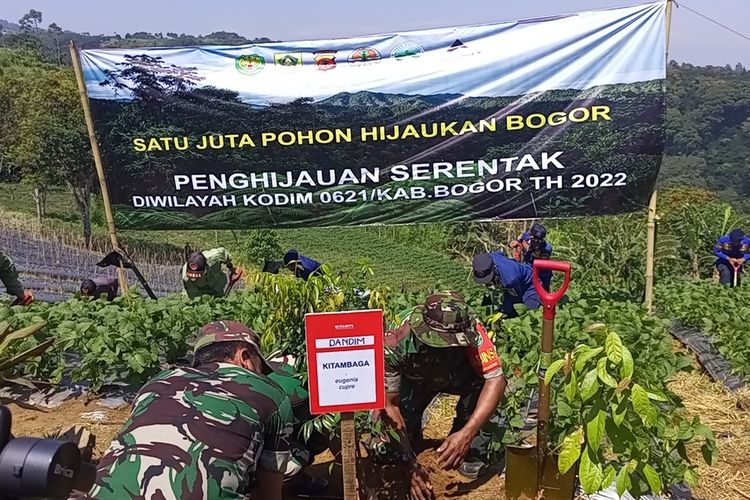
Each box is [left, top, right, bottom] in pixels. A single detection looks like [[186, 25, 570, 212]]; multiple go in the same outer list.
[[669, 369, 750, 500]]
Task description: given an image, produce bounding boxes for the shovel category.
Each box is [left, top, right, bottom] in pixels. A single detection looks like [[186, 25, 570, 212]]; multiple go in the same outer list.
[[224, 268, 244, 297], [506, 259, 575, 500], [731, 260, 742, 288]]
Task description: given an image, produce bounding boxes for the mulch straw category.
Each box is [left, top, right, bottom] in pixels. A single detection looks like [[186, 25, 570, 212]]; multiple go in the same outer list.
[[669, 368, 750, 500]]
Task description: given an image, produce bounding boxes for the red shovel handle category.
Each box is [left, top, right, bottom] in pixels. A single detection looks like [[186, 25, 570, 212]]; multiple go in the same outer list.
[[533, 260, 572, 319]]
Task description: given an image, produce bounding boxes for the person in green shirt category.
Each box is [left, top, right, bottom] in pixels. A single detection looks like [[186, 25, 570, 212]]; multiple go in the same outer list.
[[0, 249, 33, 305], [181, 247, 238, 298]]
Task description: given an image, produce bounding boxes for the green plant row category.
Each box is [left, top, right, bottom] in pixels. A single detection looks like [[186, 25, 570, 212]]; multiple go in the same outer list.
[[656, 279, 750, 380]]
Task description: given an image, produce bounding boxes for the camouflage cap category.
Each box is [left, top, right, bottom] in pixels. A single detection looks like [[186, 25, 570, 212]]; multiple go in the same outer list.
[[193, 320, 273, 374], [409, 292, 479, 348]]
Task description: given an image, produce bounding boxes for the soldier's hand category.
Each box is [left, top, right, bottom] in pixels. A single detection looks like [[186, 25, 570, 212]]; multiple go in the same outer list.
[[437, 429, 473, 470], [408, 462, 434, 500]]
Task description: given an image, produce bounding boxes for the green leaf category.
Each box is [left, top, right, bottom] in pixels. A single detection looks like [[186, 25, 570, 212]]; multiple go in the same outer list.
[[642, 464, 662, 494], [620, 346, 634, 380], [645, 388, 668, 402], [558, 427, 583, 474], [602, 465, 616, 489], [605, 331, 624, 365], [701, 443, 719, 466], [556, 400, 573, 417], [565, 370, 577, 402], [578, 448, 603, 494], [597, 357, 617, 388], [544, 359, 566, 385], [684, 467, 699, 488], [631, 383, 657, 427], [586, 408, 606, 451], [616, 466, 632, 496], [611, 398, 627, 427], [575, 347, 604, 372], [580, 369, 600, 401]]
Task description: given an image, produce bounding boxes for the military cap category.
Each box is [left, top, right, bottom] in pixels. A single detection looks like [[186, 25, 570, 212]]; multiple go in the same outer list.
[[186, 251, 207, 279], [409, 291, 479, 348], [472, 253, 497, 285], [193, 320, 273, 374]]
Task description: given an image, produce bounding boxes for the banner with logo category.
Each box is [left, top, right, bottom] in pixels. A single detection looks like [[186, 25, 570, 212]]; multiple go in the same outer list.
[[80, 2, 666, 229]]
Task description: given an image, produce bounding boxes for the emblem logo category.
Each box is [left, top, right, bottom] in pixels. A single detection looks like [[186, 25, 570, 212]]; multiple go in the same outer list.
[[235, 54, 265, 75], [448, 39, 467, 52], [274, 52, 303, 67], [348, 47, 382, 64], [391, 42, 425, 60], [314, 50, 337, 70]]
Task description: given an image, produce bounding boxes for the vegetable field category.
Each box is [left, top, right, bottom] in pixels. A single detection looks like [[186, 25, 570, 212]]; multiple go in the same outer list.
[[0, 186, 748, 499]]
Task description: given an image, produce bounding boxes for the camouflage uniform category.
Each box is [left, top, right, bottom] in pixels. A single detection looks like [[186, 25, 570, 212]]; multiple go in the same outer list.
[[0, 249, 24, 298], [182, 248, 233, 299], [85, 321, 295, 500], [369, 293, 504, 464]]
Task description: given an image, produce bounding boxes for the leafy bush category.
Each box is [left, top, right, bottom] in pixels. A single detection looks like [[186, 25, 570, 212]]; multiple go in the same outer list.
[[548, 328, 716, 495], [234, 229, 282, 267], [0, 263, 391, 390], [656, 279, 750, 380]]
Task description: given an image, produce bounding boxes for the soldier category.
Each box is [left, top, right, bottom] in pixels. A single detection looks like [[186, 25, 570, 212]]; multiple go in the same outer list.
[[85, 321, 295, 500], [283, 248, 322, 280], [714, 228, 750, 287], [0, 249, 33, 305], [182, 247, 239, 298], [511, 223, 553, 290], [369, 292, 506, 500], [472, 251, 541, 318], [80, 276, 118, 301]]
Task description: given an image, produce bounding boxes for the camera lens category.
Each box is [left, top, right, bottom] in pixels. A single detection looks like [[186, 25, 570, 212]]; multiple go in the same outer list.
[[0, 437, 82, 498]]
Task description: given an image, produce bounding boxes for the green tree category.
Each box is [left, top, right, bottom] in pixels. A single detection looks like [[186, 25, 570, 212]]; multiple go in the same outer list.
[[18, 10, 42, 33], [9, 66, 95, 245]]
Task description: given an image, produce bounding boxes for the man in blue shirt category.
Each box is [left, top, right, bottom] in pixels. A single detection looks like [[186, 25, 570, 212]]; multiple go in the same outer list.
[[511, 223, 553, 290], [714, 228, 750, 287], [472, 252, 542, 318], [283, 249, 323, 280]]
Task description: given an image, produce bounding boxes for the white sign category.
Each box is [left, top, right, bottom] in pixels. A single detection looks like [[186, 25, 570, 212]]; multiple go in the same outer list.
[[316, 350, 376, 407]]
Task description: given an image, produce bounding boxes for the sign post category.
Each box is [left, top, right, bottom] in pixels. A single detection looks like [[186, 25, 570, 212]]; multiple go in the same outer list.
[[305, 309, 385, 500]]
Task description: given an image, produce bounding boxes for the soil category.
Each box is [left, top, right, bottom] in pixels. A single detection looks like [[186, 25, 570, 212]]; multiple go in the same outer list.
[[7, 394, 504, 500]]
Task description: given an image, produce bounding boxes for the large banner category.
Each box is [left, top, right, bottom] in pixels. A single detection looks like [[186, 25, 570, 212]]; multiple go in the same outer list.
[[80, 2, 666, 230]]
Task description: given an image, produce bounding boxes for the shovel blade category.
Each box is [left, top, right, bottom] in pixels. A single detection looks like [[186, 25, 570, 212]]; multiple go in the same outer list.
[[506, 445, 577, 500]]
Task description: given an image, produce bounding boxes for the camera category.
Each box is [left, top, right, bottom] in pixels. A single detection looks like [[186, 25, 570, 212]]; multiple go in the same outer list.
[[0, 405, 96, 499]]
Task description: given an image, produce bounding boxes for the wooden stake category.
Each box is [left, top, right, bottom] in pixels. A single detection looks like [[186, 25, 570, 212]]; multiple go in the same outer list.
[[69, 42, 129, 294], [341, 412, 358, 500]]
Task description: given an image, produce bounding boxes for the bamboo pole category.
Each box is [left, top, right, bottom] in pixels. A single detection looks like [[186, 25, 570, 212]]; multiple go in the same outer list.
[[645, 0, 674, 313], [69, 41, 129, 294]]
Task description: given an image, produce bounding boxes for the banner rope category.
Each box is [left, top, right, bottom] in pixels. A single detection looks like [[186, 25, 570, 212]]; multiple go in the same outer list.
[[676, 1, 750, 44]]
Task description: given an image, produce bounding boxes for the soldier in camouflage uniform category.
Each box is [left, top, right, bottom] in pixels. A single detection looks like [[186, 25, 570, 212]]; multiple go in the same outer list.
[[369, 292, 506, 500], [0, 249, 33, 305], [83, 320, 296, 500]]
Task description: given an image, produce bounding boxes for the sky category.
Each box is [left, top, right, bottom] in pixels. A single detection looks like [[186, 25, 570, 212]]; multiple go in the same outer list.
[[3, 0, 750, 66]]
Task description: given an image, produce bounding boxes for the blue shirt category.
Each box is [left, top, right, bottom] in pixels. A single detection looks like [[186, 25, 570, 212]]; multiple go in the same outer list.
[[714, 235, 750, 262], [489, 252, 541, 316], [295, 254, 322, 280]]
